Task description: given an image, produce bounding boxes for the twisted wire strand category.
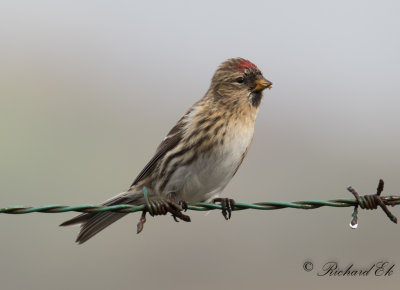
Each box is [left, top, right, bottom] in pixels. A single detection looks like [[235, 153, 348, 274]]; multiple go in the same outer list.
[[1, 180, 399, 229], [1, 196, 399, 214]]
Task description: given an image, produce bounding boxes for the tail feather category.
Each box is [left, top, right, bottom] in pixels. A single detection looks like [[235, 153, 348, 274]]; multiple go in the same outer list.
[[59, 213, 91, 227], [74, 212, 127, 244], [60, 191, 144, 244]]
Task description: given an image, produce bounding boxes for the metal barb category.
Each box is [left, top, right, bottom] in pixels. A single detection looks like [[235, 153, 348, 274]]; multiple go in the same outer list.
[[350, 206, 358, 229], [377, 179, 384, 196], [137, 211, 146, 234], [347, 179, 398, 228]]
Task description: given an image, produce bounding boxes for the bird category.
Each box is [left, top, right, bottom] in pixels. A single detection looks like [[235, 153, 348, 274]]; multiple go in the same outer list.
[[60, 57, 272, 244]]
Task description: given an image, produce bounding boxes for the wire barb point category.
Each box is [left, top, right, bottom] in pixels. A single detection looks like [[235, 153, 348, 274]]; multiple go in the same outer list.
[[347, 179, 397, 228]]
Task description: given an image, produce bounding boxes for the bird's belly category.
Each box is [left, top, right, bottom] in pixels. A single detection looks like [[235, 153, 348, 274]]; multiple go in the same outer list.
[[164, 129, 253, 203]]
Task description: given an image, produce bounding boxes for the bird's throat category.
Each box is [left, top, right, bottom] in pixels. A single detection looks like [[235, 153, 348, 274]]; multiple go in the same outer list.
[[249, 91, 263, 108]]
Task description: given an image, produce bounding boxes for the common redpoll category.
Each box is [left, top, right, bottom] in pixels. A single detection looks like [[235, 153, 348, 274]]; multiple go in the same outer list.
[[61, 57, 272, 243]]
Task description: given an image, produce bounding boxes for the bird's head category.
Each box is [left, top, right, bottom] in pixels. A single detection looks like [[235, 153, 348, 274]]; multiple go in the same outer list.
[[209, 58, 272, 108]]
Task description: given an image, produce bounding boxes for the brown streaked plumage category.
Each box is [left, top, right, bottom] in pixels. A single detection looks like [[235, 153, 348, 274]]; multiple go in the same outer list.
[[61, 57, 272, 243]]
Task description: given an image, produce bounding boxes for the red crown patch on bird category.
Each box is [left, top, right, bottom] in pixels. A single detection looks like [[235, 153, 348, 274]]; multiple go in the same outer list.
[[236, 59, 258, 72]]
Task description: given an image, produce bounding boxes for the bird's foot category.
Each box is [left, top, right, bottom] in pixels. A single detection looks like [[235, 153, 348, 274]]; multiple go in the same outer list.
[[171, 200, 189, 222], [137, 194, 191, 233], [212, 197, 235, 220], [178, 200, 189, 211], [166, 193, 189, 221], [161, 198, 191, 223]]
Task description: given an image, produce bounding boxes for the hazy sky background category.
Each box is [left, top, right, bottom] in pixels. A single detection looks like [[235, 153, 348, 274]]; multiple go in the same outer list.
[[1, 1, 400, 289]]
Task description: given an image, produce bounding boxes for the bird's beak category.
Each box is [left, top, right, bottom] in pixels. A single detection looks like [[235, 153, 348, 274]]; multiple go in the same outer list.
[[252, 77, 273, 92]]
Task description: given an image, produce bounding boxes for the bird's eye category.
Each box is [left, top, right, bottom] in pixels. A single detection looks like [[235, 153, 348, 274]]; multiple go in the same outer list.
[[236, 77, 244, 83]]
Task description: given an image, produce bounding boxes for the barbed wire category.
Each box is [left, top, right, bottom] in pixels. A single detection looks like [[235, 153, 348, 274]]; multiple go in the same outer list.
[[1, 179, 399, 229], [2, 196, 400, 214]]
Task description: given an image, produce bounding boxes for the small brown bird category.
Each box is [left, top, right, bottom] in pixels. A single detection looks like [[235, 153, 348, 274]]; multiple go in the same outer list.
[[61, 58, 272, 243]]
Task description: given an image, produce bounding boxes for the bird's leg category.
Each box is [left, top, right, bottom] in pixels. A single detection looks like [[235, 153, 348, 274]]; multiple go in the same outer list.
[[212, 197, 235, 220]]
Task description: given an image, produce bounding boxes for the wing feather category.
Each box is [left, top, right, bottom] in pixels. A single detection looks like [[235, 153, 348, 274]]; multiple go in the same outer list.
[[130, 115, 187, 187]]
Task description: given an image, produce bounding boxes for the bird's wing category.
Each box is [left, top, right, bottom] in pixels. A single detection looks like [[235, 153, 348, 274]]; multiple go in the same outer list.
[[130, 116, 187, 187]]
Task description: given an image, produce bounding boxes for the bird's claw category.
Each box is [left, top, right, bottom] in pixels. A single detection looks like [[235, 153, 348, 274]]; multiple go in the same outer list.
[[179, 200, 188, 211], [137, 197, 191, 232], [212, 198, 235, 220], [170, 200, 190, 222], [166, 193, 189, 220]]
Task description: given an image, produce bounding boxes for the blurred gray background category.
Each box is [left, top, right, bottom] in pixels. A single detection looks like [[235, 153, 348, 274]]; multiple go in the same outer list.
[[1, 0, 399, 289]]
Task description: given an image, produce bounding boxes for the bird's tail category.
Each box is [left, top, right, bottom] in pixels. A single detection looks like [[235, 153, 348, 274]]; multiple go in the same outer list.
[[60, 190, 145, 244]]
